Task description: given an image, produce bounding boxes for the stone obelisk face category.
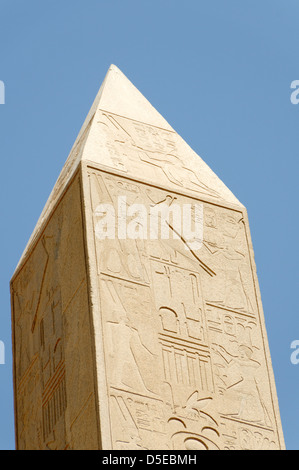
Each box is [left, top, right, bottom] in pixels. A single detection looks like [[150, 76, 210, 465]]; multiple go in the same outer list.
[[10, 65, 285, 450]]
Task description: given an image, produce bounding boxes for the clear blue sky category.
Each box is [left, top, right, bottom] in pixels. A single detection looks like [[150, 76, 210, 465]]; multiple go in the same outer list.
[[0, 0, 298, 450]]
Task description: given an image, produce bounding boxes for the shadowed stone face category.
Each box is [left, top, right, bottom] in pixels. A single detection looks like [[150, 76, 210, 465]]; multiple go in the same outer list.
[[10, 65, 285, 450]]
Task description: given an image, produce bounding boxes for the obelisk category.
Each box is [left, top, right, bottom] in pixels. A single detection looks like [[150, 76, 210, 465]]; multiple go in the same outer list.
[[10, 65, 285, 450]]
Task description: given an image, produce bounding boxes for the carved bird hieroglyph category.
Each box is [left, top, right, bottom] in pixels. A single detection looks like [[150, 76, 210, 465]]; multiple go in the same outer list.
[[182, 392, 213, 422]]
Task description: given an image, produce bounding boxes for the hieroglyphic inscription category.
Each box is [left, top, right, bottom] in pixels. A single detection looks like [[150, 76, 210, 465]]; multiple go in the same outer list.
[[95, 110, 222, 200], [11, 177, 98, 450], [89, 168, 282, 450]]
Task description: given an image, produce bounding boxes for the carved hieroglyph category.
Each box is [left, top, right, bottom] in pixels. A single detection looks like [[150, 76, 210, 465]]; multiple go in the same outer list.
[[11, 65, 285, 450]]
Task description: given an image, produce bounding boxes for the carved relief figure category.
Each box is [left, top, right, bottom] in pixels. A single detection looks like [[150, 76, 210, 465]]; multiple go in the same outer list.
[[203, 208, 256, 313], [213, 344, 270, 425]]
